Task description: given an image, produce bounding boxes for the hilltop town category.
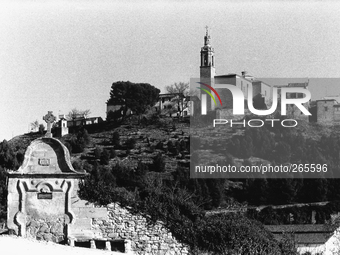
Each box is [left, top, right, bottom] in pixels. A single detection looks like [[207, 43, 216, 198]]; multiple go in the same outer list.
[[2, 29, 340, 255]]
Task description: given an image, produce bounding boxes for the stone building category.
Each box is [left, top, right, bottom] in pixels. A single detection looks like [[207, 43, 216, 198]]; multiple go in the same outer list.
[[7, 112, 189, 254], [199, 28, 272, 118], [316, 97, 340, 124], [198, 28, 312, 121], [154, 93, 194, 117], [265, 224, 340, 255]]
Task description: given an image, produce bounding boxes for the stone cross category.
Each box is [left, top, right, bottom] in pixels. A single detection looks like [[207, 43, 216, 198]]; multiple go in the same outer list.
[[43, 111, 56, 138]]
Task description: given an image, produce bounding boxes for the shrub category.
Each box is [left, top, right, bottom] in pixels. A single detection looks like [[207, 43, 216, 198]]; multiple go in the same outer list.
[[94, 147, 102, 159], [100, 149, 110, 165], [125, 138, 136, 149], [83, 161, 93, 172], [107, 110, 123, 122], [111, 131, 120, 147], [149, 153, 166, 172], [110, 148, 116, 158], [64, 142, 72, 153], [72, 160, 83, 170], [38, 124, 45, 135], [155, 141, 163, 150], [68, 127, 91, 153]]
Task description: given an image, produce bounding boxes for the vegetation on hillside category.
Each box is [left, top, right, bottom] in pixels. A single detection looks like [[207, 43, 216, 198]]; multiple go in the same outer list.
[[78, 161, 290, 254], [4, 103, 340, 253]]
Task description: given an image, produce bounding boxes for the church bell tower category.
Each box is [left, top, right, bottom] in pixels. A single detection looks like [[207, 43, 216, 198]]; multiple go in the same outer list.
[[200, 27, 216, 112], [200, 26, 215, 79]]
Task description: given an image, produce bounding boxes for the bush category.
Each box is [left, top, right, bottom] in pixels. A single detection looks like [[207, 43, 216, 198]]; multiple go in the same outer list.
[[125, 138, 136, 149], [72, 160, 83, 170], [64, 142, 72, 153], [111, 131, 120, 147], [38, 124, 45, 135], [78, 161, 290, 255], [94, 147, 102, 159], [110, 148, 116, 158], [107, 110, 120, 122], [149, 153, 166, 172], [100, 149, 110, 165], [68, 127, 91, 153], [194, 214, 282, 254], [155, 141, 163, 150]]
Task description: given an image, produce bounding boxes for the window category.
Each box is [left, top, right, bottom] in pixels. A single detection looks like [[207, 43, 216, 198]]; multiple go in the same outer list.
[[325, 106, 328, 111]]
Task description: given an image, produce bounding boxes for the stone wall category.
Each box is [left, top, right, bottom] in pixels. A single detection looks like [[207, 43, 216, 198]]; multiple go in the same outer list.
[[8, 136, 190, 254], [91, 203, 189, 255], [67, 180, 190, 254]]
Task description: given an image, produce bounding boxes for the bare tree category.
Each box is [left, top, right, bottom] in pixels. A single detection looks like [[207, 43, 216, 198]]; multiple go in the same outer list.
[[165, 82, 189, 117], [67, 108, 91, 120], [30, 120, 39, 132], [165, 82, 189, 95]]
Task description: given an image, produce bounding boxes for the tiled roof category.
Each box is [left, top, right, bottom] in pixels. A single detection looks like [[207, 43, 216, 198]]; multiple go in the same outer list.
[[316, 99, 337, 102], [265, 224, 334, 233], [288, 82, 308, 87], [265, 224, 335, 245]]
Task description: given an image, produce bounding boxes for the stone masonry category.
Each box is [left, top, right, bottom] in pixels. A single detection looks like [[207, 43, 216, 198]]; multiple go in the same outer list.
[[7, 129, 190, 254], [91, 203, 189, 255], [7, 137, 86, 240]]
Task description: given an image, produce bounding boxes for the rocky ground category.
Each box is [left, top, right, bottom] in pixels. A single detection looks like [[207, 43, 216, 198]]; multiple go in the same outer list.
[[0, 235, 124, 255]]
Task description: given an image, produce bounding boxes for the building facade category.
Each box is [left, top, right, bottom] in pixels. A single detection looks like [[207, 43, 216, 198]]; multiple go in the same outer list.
[[199, 28, 273, 118], [316, 98, 340, 124]]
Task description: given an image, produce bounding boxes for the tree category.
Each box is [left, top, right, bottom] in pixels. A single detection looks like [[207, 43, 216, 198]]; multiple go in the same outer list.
[[111, 131, 120, 147], [100, 149, 110, 165], [68, 127, 91, 153], [165, 82, 189, 95], [67, 108, 91, 120], [30, 120, 39, 132], [107, 81, 160, 118], [38, 124, 45, 135], [165, 82, 189, 117]]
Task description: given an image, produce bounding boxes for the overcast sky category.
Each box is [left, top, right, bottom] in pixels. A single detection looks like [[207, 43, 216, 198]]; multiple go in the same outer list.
[[1, 0, 340, 141]]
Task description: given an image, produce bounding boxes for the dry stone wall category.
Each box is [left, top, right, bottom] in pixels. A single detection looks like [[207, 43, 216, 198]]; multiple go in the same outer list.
[[68, 180, 190, 254], [91, 203, 189, 255]]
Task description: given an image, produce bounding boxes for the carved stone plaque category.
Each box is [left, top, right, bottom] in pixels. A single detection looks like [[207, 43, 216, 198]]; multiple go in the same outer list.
[[37, 193, 52, 199], [38, 158, 50, 166]]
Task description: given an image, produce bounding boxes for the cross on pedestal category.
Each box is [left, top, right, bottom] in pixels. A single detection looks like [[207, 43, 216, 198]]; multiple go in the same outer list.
[[43, 111, 56, 138]]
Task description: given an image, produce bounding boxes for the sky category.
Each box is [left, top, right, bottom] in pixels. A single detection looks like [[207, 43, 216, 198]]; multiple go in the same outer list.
[[1, 0, 340, 141]]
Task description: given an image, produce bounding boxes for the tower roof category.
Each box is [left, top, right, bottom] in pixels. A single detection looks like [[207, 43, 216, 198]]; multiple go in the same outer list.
[[204, 25, 211, 46]]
